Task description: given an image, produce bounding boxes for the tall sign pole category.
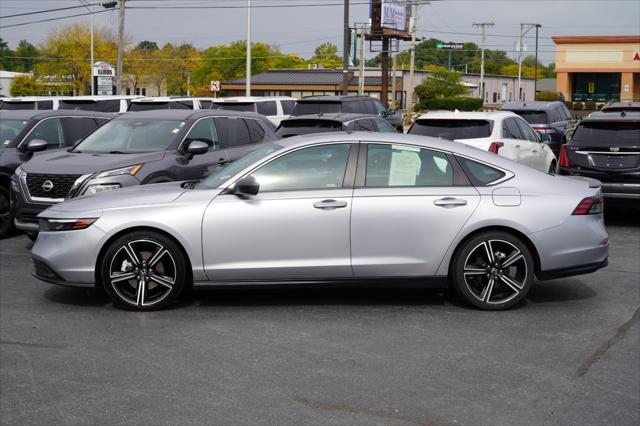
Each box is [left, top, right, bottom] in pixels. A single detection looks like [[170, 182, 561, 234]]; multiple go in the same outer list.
[[405, 1, 418, 124], [473, 22, 494, 105], [116, 0, 125, 95], [342, 0, 350, 95], [519, 23, 539, 101], [246, 0, 252, 96]]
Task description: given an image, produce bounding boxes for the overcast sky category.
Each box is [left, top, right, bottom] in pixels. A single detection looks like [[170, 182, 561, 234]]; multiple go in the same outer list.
[[1, 0, 639, 65]]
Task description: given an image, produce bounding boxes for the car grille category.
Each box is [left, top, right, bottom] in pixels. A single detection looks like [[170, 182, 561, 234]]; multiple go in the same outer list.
[[25, 173, 81, 199]]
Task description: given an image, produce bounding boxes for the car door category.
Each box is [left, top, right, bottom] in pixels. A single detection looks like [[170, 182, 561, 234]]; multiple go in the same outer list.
[[500, 117, 526, 165], [179, 117, 229, 180], [351, 142, 480, 277], [201, 142, 356, 281], [515, 117, 547, 171]]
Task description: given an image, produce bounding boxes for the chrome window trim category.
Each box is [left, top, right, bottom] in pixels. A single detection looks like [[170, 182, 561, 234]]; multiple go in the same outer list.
[[575, 151, 640, 155]]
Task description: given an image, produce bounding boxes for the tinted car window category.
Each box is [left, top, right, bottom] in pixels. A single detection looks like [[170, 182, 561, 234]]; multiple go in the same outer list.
[[1, 101, 36, 110], [515, 118, 538, 142], [216, 117, 252, 148], [365, 144, 453, 187], [291, 102, 341, 115], [571, 122, 640, 147], [256, 101, 277, 116], [199, 100, 212, 109], [245, 119, 266, 143], [372, 100, 387, 116], [353, 119, 376, 132], [458, 158, 506, 185], [362, 100, 377, 115], [184, 118, 219, 151], [342, 101, 360, 113], [212, 102, 255, 112], [23, 118, 64, 148], [0, 119, 29, 149], [281, 100, 295, 115], [129, 102, 170, 111], [374, 119, 397, 133], [74, 119, 184, 153], [503, 118, 524, 140], [61, 117, 99, 145], [59, 100, 121, 112], [276, 119, 342, 138], [250, 143, 350, 192], [169, 101, 193, 110], [36, 100, 54, 110], [512, 111, 549, 125], [410, 119, 493, 140]]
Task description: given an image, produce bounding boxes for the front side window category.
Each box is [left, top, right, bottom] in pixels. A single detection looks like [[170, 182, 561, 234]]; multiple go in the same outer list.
[[502, 118, 524, 140], [250, 143, 351, 192], [73, 118, 184, 153], [374, 119, 396, 133], [184, 118, 219, 151], [365, 144, 453, 187], [372, 100, 387, 116], [23, 118, 64, 148], [515, 118, 538, 142]]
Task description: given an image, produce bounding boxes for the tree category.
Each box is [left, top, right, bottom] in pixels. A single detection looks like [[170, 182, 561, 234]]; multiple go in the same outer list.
[[310, 42, 342, 68], [36, 23, 118, 95], [499, 64, 542, 79], [13, 40, 39, 72], [162, 43, 200, 95], [10, 74, 43, 96], [415, 69, 469, 102], [136, 40, 158, 51], [0, 38, 14, 70]]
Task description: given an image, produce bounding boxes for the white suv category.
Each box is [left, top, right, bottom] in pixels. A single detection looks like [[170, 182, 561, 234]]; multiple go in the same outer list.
[[58, 95, 141, 113], [211, 96, 296, 126], [408, 111, 557, 174], [128, 97, 206, 111]]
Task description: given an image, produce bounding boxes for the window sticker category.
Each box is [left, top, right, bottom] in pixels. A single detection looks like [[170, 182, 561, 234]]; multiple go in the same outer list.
[[389, 149, 421, 186]]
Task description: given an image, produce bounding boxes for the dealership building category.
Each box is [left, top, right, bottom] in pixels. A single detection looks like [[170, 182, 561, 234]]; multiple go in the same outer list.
[[553, 35, 640, 102]]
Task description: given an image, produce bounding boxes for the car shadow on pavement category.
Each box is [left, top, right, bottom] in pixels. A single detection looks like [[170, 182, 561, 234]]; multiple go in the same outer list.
[[527, 278, 597, 304], [604, 206, 640, 227], [44, 286, 112, 308]]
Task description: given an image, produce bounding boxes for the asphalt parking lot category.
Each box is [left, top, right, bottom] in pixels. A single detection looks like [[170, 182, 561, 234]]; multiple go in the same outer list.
[[1, 208, 638, 426]]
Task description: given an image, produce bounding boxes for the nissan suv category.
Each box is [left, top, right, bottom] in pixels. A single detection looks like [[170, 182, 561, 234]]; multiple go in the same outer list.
[[276, 113, 397, 138], [11, 109, 277, 239]]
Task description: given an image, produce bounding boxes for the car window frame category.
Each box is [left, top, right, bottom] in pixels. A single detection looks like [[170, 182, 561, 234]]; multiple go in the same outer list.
[[18, 116, 65, 149], [181, 116, 220, 152], [514, 117, 539, 142]]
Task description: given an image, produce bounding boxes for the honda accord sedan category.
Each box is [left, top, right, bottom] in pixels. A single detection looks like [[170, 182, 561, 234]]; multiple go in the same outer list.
[[31, 133, 609, 311]]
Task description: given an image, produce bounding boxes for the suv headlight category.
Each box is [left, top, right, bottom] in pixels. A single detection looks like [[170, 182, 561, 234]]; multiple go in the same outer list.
[[39, 218, 98, 232], [84, 183, 121, 195], [96, 164, 143, 179]]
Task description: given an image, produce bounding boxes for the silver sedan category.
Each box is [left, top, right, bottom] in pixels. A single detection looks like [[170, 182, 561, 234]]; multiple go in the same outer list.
[[31, 132, 609, 311]]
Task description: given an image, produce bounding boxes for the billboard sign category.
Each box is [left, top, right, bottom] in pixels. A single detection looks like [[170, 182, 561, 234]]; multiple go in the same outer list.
[[381, 0, 410, 31]]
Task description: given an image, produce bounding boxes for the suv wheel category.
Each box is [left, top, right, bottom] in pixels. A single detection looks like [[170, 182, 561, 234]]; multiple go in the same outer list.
[[0, 186, 14, 239]]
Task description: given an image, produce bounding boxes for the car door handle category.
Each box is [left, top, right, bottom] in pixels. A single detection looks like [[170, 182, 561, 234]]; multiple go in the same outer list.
[[515, 144, 521, 149], [313, 199, 348, 210], [216, 158, 230, 165], [434, 197, 467, 207], [532, 149, 538, 153]]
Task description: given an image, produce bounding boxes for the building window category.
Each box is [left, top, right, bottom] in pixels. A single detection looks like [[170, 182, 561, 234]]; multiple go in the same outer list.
[[126, 88, 131, 95], [493, 92, 498, 103]]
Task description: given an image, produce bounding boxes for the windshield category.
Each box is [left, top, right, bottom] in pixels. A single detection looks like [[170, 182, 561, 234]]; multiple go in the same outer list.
[[511, 111, 549, 125], [212, 102, 255, 112], [409, 119, 493, 140], [0, 119, 29, 149], [291, 102, 341, 116], [59, 99, 121, 112], [571, 121, 640, 147], [73, 118, 185, 153], [198, 143, 282, 189]]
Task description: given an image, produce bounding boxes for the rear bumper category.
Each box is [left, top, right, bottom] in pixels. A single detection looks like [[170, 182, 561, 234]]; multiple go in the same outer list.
[[537, 257, 609, 280], [558, 168, 640, 200]]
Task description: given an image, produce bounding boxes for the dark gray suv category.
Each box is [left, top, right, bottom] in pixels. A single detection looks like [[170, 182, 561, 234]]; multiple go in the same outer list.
[[1, 110, 113, 238], [11, 109, 277, 238]]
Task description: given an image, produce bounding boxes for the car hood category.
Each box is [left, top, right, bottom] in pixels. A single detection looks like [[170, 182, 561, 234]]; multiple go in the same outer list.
[[22, 150, 166, 175], [44, 181, 187, 213]]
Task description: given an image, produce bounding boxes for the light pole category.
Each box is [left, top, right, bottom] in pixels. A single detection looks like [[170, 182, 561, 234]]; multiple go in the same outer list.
[[473, 22, 494, 106], [246, 0, 251, 96], [79, 0, 94, 95]]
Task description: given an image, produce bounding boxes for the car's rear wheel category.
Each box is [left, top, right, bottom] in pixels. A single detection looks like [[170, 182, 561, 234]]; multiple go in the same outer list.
[[0, 186, 14, 239], [450, 231, 534, 310], [100, 231, 187, 311]]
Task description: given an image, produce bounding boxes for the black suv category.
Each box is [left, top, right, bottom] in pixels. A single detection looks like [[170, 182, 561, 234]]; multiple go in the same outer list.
[[501, 101, 575, 156], [558, 111, 639, 204], [291, 96, 403, 132], [11, 109, 277, 238], [1, 110, 113, 238], [276, 113, 397, 138]]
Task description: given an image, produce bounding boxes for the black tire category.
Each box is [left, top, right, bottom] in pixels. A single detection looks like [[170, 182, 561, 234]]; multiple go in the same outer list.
[[450, 231, 534, 311], [26, 231, 38, 242], [100, 231, 188, 311], [548, 161, 557, 175], [0, 186, 14, 239]]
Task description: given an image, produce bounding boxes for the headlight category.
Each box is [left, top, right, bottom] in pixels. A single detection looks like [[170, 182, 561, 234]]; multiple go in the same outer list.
[[96, 164, 143, 179], [39, 218, 98, 232], [84, 183, 121, 195]]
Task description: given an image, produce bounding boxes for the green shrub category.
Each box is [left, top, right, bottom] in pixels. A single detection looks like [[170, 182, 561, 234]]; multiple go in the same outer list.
[[584, 100, 596, 111], [536, 91, 557, 101], [564, 101, 573, 110], [9, 74, 43, 96], [573, 102, 584, 111], [417, 97, 483, 112]]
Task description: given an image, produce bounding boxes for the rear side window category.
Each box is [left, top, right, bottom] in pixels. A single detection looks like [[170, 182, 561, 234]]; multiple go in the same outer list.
[[199, 100, 212, 109], [365, 144, 453, 187], [59, 100, 121, 112], [245, 119, 266, 143], [184, 118, 219, 151], [1, 102, 36, 110], [410, 119, 493, 140], [61, 117, 99, 145], [37, 100, 54, 110], [169, 101, 193, 110], [458, 157, 506, 185], [281, 100, 295, 115], [343, 101, 361, 113], [213, 102, 255, 112], [512, 110, 548, 125], [129, 102, 169, 111], [256, 101, 277, 116], [571, 121, 640, 147], [291, 102, 341, 116], [215, 117, 252, 148]]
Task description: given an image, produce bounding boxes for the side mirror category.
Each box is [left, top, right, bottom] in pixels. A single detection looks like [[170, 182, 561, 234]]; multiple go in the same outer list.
[[187, 140, 210, 156], [234, 176, 259, 196], [535, 131, 552, 144], [26, 139, 48, 152]]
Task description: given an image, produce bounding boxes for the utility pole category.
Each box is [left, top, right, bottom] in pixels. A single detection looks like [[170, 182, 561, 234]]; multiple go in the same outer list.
[[391, 47, 396, 108], [358, 24, 366, 95], [246, 0, 251, 96], [473, 22, 494, 106], [342, 0, 350, 95], [518, 23, 539, 101], [116, 0, 125, 95], [405, 1, 418, 123], [79, 0, 94, 95]]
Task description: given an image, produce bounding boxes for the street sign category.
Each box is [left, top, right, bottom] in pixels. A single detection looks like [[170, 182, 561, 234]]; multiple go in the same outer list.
[[436, 42, 464, 50], [210, 81, 220, 92]]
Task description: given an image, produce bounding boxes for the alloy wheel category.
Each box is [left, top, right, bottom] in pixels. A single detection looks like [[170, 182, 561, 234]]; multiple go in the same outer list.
[[108, 239, 177, 307], [462, 239, 527, 305], [0, 187, 13, 238]]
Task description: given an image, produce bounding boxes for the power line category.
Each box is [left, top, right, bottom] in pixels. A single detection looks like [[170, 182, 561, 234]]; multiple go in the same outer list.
[[0, 9, 115, 29], [0, 4, 98, 18]]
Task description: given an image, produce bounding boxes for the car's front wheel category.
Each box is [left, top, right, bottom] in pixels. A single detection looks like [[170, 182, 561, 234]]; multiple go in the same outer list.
[[0, 186, 14, 239], [450, 231, 534, 310], [100, 231, 187, 310]]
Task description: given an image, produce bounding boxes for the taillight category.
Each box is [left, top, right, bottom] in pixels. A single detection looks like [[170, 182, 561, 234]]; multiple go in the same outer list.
[[488, 141, 504, 154], [559, 144, 569, 168], [572, 196, 604, 215]]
